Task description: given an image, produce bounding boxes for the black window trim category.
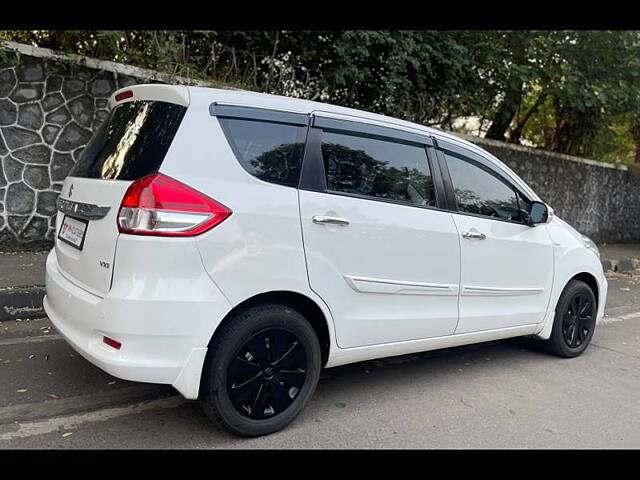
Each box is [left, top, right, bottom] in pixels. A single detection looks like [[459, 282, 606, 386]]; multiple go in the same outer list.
[[435, 137, 533, 226], [210, 102, 310, 127], [312, 115, 434, 147], [299, 117, 449, 213]]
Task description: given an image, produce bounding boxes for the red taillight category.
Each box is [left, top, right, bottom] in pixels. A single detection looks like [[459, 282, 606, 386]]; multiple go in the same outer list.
[[115, 90, 133, 102], [103, 336, 122, 350], [117, 173, 232, 237]]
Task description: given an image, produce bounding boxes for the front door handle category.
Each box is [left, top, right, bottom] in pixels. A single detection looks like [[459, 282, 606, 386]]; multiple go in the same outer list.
[[312, 216, 350, 226], [462, 231, 486, 240]]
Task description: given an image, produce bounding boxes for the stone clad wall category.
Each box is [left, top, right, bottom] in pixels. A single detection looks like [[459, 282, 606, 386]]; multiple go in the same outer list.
[[0, 42, 639, 248], [0, 41, 209, 249], [0, 55, 143, 248]]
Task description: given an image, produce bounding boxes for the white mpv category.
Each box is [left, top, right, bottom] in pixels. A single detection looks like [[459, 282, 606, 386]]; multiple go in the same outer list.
[[44, 84, 608, 437]]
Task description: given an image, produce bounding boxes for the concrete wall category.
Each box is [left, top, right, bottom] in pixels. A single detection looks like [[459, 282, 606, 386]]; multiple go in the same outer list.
[[463, 136, 638, 244], [0, 41, 638, 248]]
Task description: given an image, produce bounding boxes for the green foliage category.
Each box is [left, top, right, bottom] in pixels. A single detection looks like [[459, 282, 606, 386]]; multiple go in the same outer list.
[[2, 30, 640, 163]]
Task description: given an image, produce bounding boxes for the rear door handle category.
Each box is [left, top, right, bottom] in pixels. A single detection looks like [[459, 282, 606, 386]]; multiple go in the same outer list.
[[312, 216, 350, 226], [462, 231, 486, 240]]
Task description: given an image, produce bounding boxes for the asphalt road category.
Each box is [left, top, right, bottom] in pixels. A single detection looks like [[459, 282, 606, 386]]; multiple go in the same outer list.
[[0, 275, 638, 449]]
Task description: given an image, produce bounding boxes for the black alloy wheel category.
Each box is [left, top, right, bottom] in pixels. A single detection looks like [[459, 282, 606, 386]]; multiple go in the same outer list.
[[544, 279, 597, 358], [562, 293, 594, 349], [226, 328, 308, 419], [199, 304, 321, 437]]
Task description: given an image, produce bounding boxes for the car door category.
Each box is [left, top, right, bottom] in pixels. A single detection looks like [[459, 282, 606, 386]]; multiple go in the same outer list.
[[298, 115, 461, 348], [435, 139, 554, 334]]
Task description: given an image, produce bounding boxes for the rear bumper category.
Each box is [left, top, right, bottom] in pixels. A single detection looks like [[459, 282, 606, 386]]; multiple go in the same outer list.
[[44, 237, 232, 399]]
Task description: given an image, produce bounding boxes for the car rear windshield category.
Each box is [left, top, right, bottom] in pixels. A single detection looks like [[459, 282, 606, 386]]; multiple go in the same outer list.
[[69, 100, 187, 180]]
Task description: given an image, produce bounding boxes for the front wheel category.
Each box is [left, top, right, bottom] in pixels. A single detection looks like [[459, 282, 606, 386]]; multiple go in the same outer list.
[[199, 304, 321, 437], [543, 279, 597, 358]]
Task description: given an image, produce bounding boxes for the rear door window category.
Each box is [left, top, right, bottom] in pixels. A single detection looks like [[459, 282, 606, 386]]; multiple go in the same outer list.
[[69, 100, 187, 180], [218, 118, 307, 187], [321, 131, 436, 207]]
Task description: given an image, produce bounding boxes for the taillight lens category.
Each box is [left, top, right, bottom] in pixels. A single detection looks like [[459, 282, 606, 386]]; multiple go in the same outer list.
[[117, 173, 231, 237]]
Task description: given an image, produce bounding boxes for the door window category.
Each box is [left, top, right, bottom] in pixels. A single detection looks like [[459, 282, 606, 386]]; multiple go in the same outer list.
[[321, 131, 436, 207], [444, 152, 522, 222], [516, 190, 533, 214]]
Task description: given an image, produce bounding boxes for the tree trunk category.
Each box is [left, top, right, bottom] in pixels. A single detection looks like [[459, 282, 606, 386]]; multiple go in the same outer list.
[[509, 93, 546, 144], [485, 37, 526, 142], [549, 97, 565, 152], [485, 86, 523, 141], [631, 121, 640, 163]]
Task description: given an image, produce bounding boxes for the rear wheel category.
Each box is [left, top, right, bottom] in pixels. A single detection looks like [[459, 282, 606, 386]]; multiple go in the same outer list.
[[200, 304, 321, 437], [543, 280, 597, 358]]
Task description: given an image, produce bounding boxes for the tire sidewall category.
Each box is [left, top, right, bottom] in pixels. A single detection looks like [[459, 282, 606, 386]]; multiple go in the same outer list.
[[201, 304, 321, 437]]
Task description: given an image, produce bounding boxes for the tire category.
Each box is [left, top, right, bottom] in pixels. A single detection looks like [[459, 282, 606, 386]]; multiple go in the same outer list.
[[199, 303, 321, 437], [543, 279, 597, 358]]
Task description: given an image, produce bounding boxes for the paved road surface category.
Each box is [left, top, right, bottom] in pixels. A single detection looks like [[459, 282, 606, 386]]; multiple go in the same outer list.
[[0, 275, 638, 449]]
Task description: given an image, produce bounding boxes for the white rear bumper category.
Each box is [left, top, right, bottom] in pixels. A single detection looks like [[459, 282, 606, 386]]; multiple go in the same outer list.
[[44, 237, 232, 399]]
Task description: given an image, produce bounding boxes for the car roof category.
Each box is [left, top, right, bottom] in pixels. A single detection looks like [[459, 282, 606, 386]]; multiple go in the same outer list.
[[186, 86, 540, 201], [188, 86, 473, 146]]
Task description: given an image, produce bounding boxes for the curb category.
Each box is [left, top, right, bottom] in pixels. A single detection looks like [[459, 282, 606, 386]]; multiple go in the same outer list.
[[0, 286, 46, 321], [601, 257, 639, 274]]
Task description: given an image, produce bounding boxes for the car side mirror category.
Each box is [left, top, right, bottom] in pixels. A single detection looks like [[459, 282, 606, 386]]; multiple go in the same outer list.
[[521, 209, 534, 227], [530, 201, 549, 224], [525, 201, 549, 226]]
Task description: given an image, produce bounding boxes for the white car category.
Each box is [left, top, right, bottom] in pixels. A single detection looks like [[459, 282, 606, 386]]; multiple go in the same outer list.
[[44, 84, 608, 437]]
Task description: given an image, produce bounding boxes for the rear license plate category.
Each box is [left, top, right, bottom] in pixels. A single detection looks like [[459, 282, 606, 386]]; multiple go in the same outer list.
[[58, 215, 88, 250]]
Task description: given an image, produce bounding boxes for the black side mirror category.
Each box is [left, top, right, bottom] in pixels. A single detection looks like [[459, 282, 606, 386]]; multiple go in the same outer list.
[[530, 201, 549, 224], [522, 201, 549, 226]]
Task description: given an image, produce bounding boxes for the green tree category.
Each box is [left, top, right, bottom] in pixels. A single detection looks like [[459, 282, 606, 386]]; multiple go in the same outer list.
[[4, 30, 640, 164]]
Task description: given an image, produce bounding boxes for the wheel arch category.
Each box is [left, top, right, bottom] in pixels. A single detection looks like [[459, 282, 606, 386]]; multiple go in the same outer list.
[[569, 271, 599, 308], [534, 269, 602, 341], [207, 290, 332, 367]]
